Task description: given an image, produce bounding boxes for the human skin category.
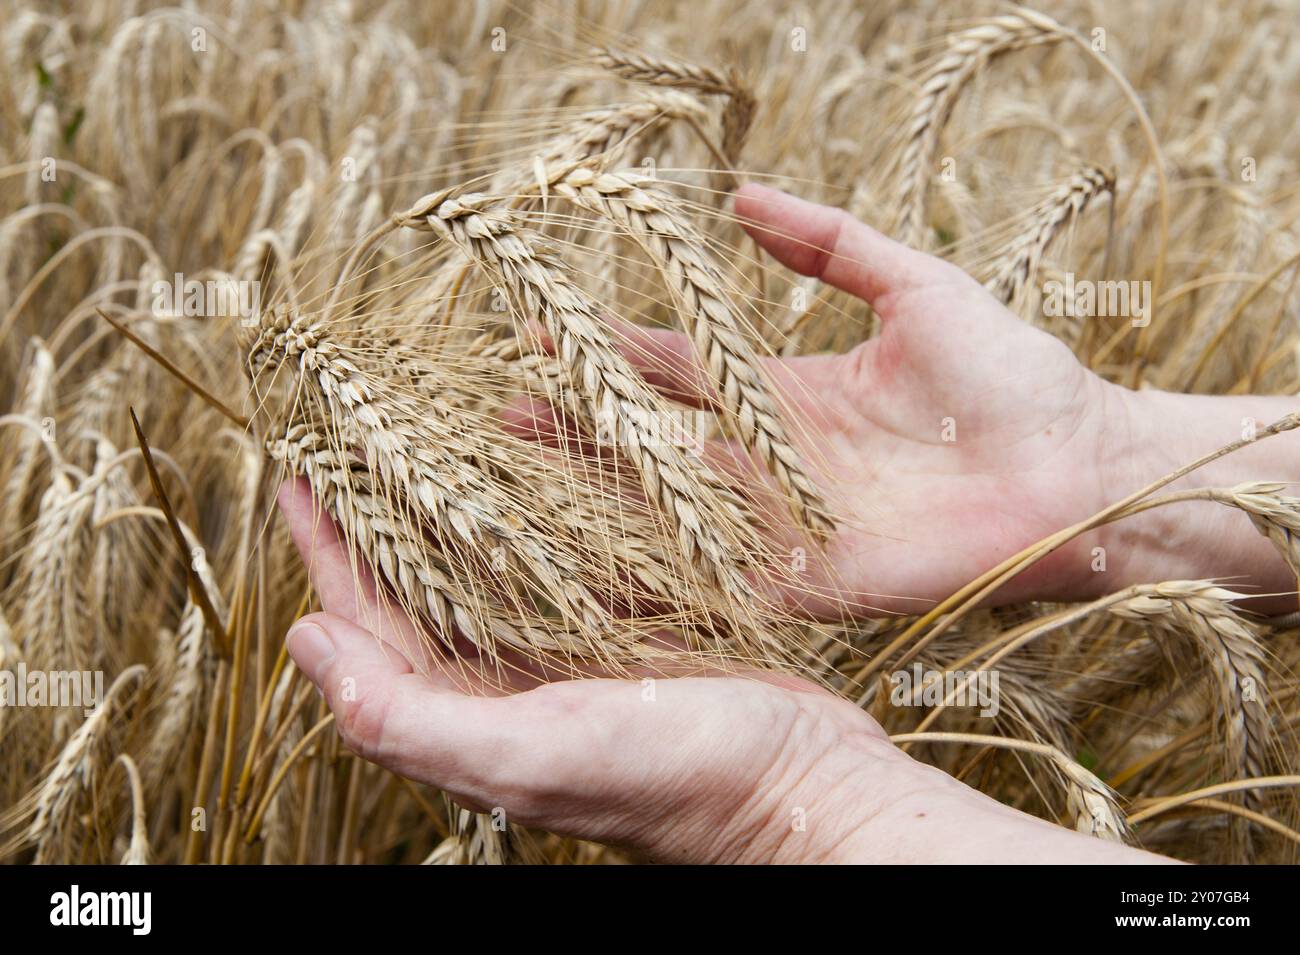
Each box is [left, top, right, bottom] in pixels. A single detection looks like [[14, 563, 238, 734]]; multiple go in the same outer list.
[[278, 183, 1295, 863]]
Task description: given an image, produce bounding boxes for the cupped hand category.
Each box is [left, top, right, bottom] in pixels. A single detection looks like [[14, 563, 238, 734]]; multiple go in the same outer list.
[[620, 183, 1132, 616], [276, 479, 908, 863]]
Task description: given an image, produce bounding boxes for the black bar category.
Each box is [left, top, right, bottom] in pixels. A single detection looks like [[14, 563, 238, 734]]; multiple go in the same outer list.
[[0, 863, 1285, 941]]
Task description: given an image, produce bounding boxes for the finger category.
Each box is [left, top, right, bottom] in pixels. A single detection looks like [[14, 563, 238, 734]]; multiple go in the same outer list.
[[734, 182, 946, 312]]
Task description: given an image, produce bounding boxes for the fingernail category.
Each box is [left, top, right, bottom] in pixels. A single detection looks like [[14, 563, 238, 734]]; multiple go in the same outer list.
[[287, 622, 335, 683]]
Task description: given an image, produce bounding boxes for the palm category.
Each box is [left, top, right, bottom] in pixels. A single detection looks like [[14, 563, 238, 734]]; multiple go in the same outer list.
[[777, 274, 1112, 615]]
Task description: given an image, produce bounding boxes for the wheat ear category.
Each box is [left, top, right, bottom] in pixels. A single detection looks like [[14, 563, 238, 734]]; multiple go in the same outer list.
[[550, 166, 833, 537], [268, 423, 663, 671], [1110, 581, 1271, 858], [249, 315, 625, 639], [28, 665, 147, 863], [591, 47, 755, 162], [0, 338, 55, 540], [1206, 482, 1300, 579], [986, 164, 1114, 307], [896, 8, 1069, 245], [546, 92, 710, 165], [428, 807, 542, 866]]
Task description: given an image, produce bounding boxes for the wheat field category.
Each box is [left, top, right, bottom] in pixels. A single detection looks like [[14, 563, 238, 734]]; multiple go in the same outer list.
[[2, 0, 1299, 865]]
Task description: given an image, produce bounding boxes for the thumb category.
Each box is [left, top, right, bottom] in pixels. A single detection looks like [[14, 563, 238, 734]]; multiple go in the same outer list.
[[285, 611, 498, 796], [734, 182, 953, 313], [284, 613, 659, 834]]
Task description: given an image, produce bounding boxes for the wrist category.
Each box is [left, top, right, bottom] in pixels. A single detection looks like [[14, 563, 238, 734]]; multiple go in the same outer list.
[[809, 741, 1039, 864], [718, 701, 1098, 864], [626, 687, 901, 865], [829, 745, 1176, 864], [690, 692, 909, 864], [1086, 382, 1189, 595], [1092, 385, 1298, 611]]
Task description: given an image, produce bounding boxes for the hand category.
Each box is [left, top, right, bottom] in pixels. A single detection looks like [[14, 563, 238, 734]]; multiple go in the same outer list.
[[277, 478, 896, 863], [278, 480, 1170, 864], [615, 183, 1123, 615], [619, 184, 1297, 614]]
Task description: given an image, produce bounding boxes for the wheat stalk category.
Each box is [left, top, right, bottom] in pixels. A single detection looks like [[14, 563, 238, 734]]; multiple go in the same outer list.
[[0, 607, 15, 740], [891, 731, 1130, 842], [115, 753, 150, 864]]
